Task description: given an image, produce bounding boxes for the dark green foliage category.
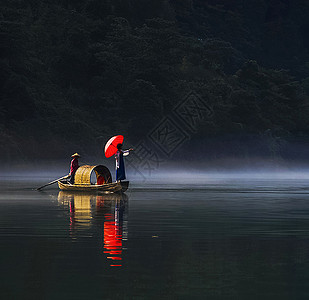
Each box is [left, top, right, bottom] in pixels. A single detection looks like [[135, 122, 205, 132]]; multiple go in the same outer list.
[[0, 0, 309, 161]]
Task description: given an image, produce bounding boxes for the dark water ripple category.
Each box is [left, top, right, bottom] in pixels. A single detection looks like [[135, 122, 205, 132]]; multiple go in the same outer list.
[[1, 178, 309, 299]]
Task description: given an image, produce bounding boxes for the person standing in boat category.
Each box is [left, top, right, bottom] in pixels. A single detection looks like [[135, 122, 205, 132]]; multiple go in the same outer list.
[[115, 144, 133, 182], [69, 153, 80, 184]]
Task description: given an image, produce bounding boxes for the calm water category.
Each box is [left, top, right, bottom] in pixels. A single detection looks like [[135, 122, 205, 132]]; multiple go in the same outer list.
[[1, 176, 309, 299]]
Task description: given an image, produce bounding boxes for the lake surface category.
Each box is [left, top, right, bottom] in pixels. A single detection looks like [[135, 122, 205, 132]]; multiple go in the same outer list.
[[1, 175, 309, 299]]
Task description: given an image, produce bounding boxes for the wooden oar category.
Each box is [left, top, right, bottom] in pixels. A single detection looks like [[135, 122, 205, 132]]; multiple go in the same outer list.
[[36, 175, 70, 190]]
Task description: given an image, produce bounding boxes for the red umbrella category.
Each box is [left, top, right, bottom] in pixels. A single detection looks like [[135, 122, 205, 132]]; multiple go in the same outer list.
[[104, 135, 124, 158]]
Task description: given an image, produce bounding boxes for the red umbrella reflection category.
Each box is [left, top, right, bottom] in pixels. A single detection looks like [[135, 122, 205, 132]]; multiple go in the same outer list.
[[98, 196, 126, 267], [103, 214, 123, 266]]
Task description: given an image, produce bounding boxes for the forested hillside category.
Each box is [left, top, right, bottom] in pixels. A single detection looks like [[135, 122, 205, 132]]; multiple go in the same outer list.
[[1, 0, 309, 162]]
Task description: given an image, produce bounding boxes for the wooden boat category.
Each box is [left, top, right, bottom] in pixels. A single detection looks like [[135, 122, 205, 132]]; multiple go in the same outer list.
[[58, 180, 129, 193], [57, 165, 129, 193]]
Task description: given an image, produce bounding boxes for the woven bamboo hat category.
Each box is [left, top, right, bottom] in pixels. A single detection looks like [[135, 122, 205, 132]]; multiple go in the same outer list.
[[71, 153, 80, 158]]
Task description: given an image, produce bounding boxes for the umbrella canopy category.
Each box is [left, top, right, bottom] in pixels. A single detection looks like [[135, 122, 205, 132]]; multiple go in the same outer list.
[[104, 135, 124, 158]]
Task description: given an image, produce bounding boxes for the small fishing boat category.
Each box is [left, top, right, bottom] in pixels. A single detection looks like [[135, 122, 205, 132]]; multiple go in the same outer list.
[[57, 165, 129, 193]]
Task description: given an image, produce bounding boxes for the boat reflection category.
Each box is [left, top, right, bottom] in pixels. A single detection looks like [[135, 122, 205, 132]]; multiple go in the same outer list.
[[57, 191, 128, 266]]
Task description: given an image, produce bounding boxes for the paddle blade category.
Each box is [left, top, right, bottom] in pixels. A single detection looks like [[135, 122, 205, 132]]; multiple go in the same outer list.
[[36, 175, 69, 190]]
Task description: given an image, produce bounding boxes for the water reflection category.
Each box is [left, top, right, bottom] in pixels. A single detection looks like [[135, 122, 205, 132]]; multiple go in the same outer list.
[[57, 191, 128, 266]]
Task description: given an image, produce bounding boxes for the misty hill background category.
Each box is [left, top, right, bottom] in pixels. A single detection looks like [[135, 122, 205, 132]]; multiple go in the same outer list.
[[1, 0, 309, 164]]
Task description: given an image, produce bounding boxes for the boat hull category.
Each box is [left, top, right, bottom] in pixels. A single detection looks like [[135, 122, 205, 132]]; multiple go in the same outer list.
[[58, 181, 129, 193]]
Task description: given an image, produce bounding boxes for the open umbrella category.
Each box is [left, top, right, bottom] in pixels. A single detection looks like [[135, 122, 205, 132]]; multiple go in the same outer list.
[[104, 135, 124, 158]]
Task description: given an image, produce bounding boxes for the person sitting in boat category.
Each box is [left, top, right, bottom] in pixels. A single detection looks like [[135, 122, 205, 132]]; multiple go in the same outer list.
[[69, 153, 80, 184], [115, 144, 133, 182]]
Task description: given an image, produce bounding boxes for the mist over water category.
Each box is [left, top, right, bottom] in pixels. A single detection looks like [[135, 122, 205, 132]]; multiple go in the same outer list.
[[3, 157, 309, 183], [2, 161, 309, 299]]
